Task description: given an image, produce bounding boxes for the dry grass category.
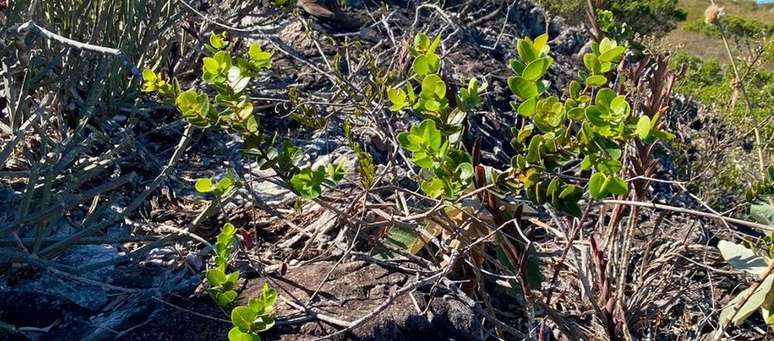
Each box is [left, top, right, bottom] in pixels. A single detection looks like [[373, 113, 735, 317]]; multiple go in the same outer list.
[[677, 0, 774, 23]]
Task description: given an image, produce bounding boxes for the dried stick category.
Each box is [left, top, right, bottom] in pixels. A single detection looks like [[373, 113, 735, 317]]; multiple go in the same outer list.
[[600, 199, 772, 231], [15, 21, 142, 78]]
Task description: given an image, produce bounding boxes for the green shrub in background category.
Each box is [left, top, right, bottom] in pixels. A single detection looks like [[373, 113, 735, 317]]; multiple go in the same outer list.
[[540, 0, 686, 38], [672, 52, 773, 133], [671, 52, 773, 207]]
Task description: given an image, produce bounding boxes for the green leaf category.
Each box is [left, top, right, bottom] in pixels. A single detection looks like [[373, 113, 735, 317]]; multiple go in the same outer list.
[[421, 178, 446, 198], [176, 89, 211, 127], [636, 116, 651, 140], [388, 87, 408, 111], [604, 175, 628, 195], [585, 75, 607, 87], [142, 68, 157, 82], [456, 162, 474, 180], [581, 155, 594, 170], [533, 33, 549, 55], [231, 306, 257, 332], [423, 99, 440, 112], [421, 74, 446, 99], [584, 105, 607, 126], [216, 290, 238, 307], [567, 107, 584, 120], [414, 33, 430, 51], [195, 178, 214, 193], [596, 159, 622, 174], [222, 222, 237, 236], [397, 132, 419, 152], [583, 53, 600, 74], [599, 46, 625, 63], [521, 57, 553, 81], [202, 57, 220, 74], [252, 316, 275, 333], [508, 76, 538, 100], [207, 268, 227, 286], [599, 38, 616, 54], [248, 43, 272, 69], [719, 274, 774, 326], [413, 54, 440, 75], [534, 96, 564, 129], [717, 240, 769, 275], [261, 282, 278, 308], [595, 88, 616, 107], [228, 327, 260, 341], [516, 38, 537, 63], [224, 271, 241, 286], [517, 97, 537, 117], [601, 139, 622, 160], [588, 172, 606, 199], [427, 34, 442, 54], [418, 119, 442, 151], [290, 168, 325, 199], [246, 115, 259, 133], [569, 80, 581, 99], [526, 136, 542, 164], [609, 95, 630, 118], [510, 59, 525, 74], [210, 33, 227, 50], [216, 176, 236, 195]]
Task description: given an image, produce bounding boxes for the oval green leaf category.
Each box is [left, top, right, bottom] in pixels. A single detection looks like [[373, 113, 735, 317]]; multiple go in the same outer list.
[[522, 57, 553, 81], [508, 76, 538, 100], [636, 116, 651, 140], [585, 75, 607, 87], [195, 178, 214, 193]]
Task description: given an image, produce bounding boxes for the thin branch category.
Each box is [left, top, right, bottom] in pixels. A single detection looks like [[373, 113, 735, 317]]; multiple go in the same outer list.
[[600, 199, 772, 231], [16, 21, 142, 78]]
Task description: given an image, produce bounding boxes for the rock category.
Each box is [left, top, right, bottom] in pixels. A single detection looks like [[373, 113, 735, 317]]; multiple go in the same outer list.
[[240, 260, 483, 340], [1, 245, 118, 310]]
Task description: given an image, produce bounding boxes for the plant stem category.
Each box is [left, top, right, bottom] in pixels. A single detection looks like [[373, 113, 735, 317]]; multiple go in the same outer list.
[[600, 199, 772, 231], [717, 21, 766, 175]]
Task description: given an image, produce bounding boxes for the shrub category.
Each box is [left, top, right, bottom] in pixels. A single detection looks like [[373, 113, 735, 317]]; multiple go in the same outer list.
[[540, 0, 686, 38], [389, 32, 671, 216]]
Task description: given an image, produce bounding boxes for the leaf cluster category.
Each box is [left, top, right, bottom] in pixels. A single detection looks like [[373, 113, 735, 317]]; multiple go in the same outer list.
[[398, 120, 473, 199], [508, 35, 640, 215], [143, 33, 346, 202], [207, 223, 241, 307], [388, 33, 486, 144], [389, 33, 485, 199], [143, 32, 272, 144], [195, 172, 239, 197], [260, 141, 346, 199], [228, 283, 278, 341]]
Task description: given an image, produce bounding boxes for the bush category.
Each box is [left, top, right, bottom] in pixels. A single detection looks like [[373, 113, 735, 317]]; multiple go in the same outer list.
[[671, 52, 774, 206], [541, 0, 686, 38]]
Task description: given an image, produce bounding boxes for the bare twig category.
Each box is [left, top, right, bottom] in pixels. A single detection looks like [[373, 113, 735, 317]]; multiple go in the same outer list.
[[600, 199, 772, 232], [16, 21, 142, 78]]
